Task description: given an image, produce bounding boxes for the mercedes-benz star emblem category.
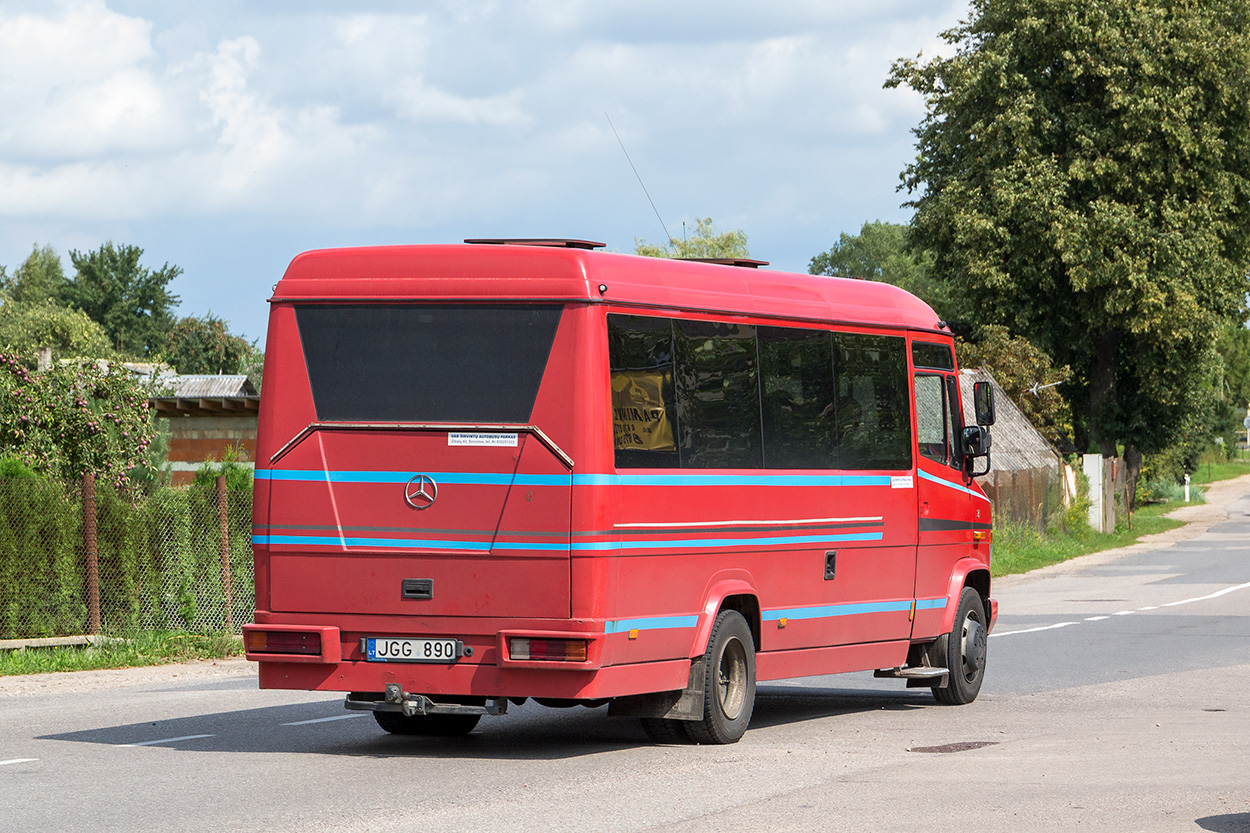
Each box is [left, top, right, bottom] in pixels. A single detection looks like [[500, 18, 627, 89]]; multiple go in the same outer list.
[[403, 474, 438, 510]]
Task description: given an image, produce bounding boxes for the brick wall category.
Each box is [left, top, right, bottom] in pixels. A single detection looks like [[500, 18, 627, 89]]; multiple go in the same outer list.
[[161, 415, 258, 486]]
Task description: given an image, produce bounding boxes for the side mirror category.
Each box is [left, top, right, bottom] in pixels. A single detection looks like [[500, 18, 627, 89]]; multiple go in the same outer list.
[[961, 425, 991, 457], [961, 425, 992, 478], [973, 380, 996, 426]]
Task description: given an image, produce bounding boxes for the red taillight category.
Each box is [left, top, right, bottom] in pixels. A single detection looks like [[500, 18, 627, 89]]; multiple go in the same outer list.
[[509, 637, 587, 662], [246, 630, 321, 655]]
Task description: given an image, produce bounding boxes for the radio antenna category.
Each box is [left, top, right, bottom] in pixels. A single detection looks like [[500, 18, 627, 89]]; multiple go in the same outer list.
[[605, 112, 672, 243]]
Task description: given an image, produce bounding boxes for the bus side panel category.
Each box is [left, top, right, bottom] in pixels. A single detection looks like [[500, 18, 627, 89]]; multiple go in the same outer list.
[[597, 478, 917, 668]]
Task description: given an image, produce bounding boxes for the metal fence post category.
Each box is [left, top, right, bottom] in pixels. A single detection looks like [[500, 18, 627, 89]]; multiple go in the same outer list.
[[83, 471, 100, 635], [217, 475, 233, 632]]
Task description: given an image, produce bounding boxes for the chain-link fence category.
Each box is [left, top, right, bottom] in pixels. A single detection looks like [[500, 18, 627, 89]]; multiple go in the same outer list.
[[0, 475, 253, 639]]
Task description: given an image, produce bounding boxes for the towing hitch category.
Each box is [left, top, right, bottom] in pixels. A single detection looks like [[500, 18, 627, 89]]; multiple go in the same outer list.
[[345, 684, 508, 717]]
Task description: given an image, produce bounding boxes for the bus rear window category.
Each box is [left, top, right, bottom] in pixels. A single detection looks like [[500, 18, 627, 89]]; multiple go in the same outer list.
[[295, 304, 563, 422]]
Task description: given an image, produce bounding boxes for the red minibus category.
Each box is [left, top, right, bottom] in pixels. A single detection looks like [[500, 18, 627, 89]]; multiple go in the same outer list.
[[245, 239, 998, 744]]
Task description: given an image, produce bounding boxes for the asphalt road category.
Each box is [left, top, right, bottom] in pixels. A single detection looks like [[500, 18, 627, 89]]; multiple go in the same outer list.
[[3, 483, 1249, 833]]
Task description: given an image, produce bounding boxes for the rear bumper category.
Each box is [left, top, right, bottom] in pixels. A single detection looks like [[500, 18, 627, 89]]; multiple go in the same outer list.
[[245, 618, 692, 700]]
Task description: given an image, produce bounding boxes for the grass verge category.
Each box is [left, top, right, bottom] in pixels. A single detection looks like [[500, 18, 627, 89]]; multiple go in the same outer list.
[[0, 630, 242, 677], [993, 459, 1250, 577], [991, 501, 1184, 577], [1190, 458, 1250, 486]]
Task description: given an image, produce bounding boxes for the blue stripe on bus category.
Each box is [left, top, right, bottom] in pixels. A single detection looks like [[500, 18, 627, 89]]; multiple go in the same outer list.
[[604, 615, 699, 634], [254, 469, 570, 486], [917, 468, 992, 502], [254, 469, 894, 488], [762, 596, 947, 622], [252, 534, 493, 551], [572, 473, 892, 487], [570, 531, 883, 551], [251, 530, 884, 552]]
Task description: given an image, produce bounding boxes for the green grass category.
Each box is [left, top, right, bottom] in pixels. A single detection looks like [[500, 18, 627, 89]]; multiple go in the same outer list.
[[991, 501, 1184, 577], [0, 630, 242, 677], [993, 457, 1250, 577], [1190, 457, 1250, 486]]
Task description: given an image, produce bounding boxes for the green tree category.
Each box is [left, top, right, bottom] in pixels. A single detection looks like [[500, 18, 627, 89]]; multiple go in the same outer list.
[[1, 244, 65, 304], [889, 0, 1250, 498], [65, 243, 181, 358], [164, 313, 254, 375], [956, 325, 1073, 447], [808, 221, 950, 317], [0, 352, 157, 488], [0, 300, 114, 363], [635, 217, 750, 259]]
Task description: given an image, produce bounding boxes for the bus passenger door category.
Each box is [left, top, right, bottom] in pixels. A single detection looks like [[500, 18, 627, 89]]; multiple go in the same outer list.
[[912, 369, 970, 640]]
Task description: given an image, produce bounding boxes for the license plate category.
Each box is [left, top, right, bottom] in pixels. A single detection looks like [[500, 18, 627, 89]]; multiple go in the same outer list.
[[365, 637, 461, 663]]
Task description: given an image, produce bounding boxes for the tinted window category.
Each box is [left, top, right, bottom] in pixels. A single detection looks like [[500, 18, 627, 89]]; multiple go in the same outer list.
[[296, 304, 562, 422], [674, 320, 762, 468], [914, 374, 947, 464], [608, 315, 680, 468], [607, 316, 911, 471], [759, 327, 835, 468], [835, 334, 912, 470], [912, 341, 955, 370]]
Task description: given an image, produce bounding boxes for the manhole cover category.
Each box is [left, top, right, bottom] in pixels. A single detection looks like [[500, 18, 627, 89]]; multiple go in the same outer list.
[[908, 741, 999, 754]]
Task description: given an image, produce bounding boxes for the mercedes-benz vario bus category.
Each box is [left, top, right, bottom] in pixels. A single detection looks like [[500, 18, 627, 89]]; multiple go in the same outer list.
[[244, 239, 998, 744]]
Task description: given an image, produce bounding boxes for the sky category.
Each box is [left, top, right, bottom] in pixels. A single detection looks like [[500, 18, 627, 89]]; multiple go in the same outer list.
[[0, 0, 968, 345]]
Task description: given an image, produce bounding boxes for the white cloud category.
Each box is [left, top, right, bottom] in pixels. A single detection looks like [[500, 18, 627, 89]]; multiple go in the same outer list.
[[0, 0, 969, 337]]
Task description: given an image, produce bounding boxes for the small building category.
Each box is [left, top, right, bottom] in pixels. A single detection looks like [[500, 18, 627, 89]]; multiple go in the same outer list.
[[959, 368, 1066, 529], [149, 375, 260, 486]]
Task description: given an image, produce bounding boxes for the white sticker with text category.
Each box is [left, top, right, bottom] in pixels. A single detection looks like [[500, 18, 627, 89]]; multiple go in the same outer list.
[[448, 432, 519, 447], [891, 475, 914, 489]]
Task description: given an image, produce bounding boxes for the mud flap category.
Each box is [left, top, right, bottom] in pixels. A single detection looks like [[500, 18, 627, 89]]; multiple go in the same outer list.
[[608, 658, 706, 721]]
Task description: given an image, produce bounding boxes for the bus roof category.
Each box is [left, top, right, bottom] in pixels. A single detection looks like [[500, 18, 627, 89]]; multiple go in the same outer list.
[[274, 244, 945, 333]]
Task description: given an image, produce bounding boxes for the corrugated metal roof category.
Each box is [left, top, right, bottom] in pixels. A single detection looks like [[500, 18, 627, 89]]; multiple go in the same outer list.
[[960, 369, 1060, 474], [156, 375, 258, 399]]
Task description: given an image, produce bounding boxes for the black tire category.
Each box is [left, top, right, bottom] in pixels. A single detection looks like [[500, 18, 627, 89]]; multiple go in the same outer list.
[[932, 587, 987, 705], [686, 610, 756, 745], [640, 717, 692, 744], [372, 710, 481, 736]]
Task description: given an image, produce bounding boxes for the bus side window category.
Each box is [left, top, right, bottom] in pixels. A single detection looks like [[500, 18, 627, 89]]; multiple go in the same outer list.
[[945, 374, 962, 471], [914, 374, 948, 465], [609, 315, 681, 469], [837, 334, 911, 470]]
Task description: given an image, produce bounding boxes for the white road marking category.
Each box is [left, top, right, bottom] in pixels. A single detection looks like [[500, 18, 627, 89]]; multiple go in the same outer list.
[[0, 759, 36, 766], [120, 734, 214, 748], [1160, 581, 1250, 608], [990, 622, 1079, 637], [993, 580, 1250, 638], [281, 714, 368, 726]]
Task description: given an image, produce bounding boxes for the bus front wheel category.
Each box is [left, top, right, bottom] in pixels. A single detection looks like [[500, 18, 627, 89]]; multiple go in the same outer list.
[[687, 609, 756, 744], [932, 587, 987, 706]]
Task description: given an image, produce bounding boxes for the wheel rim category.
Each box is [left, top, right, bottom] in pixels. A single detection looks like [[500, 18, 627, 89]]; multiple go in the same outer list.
[[959, 611, 987, 681], [716, 635, 748, 720]]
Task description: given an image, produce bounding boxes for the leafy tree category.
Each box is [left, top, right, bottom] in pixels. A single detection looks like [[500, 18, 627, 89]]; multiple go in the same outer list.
[[65, 243, 181, 358], [0, 300, 114, 363], [0, 352, 157, 488], [809, 221, 951, 317], [164, 313, 254, 375], [889, 0, 1250, 499], [1, 244, 65, 304], [635, 217, 750, 259], [956, 325, 1073, 448]]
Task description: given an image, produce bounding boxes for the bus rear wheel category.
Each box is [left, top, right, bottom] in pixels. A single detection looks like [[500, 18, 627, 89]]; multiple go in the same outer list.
[[686, 609, 756, 745], [932, 587, 987, 706], [372, 711, 481, 736]]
